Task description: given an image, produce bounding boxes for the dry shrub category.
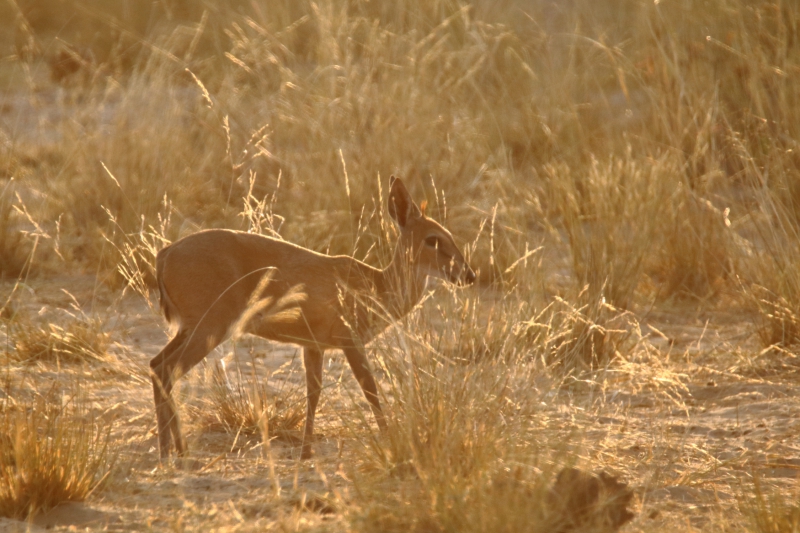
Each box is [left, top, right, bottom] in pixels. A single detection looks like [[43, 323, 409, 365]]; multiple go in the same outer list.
[[631, 0, 799, 161], [631, 0, 797, 300], [555, 302, 626, 373], [203, 360, 304, 442], [40, 73, 236, 267], [110, 199, 173, 297], [744, 192, 800, 351], [425, 286, 535, 364], [239, 172, 285, 238], [0, 388, 116, 519], [355, 334, 547, 531], [463, 254, 638, 375], [1, 0, 245, 72], [537, 295, 635, 375], [7, 311, 109, 364], [740, 475, 800, 533], [766, 150, 800, 231], [650, 183, 736, 299], [541, 147, 735, 304], [375, 342, 515, 481], [750, 285, 800, 351], [350, 283, 636, 532], [341, 282, 542, 531], [203, 0, 551, 261], [12, 29, 272, 275], [728, 104, 799, 351], [544, 154, 675, 308]]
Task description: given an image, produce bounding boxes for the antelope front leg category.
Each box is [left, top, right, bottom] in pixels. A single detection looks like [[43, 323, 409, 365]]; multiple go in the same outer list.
[[343, 346, 387, 432], [301, 347, 324, 459]]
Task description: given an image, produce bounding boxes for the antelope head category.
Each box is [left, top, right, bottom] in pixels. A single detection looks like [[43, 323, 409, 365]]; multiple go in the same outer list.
[[387, 175, 476, 287]]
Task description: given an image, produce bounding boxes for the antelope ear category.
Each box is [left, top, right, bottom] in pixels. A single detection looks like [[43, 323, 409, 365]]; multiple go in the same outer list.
[[388, 175, 422, 228]]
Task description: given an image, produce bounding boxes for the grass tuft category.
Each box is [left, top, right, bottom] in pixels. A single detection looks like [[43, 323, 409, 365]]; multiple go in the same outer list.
[[541, 293, 636, 374], [741, 475, 800, 533], [204, 360, 305, 442], [0, 388, 117, 519], [350, 285, 565, 532], [7, 311, 110, 364]]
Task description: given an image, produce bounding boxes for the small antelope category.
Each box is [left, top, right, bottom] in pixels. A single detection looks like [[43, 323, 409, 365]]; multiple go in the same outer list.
[[150, 176, 476, 460]]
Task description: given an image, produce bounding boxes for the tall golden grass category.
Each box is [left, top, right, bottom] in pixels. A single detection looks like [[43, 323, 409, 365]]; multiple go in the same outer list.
[[1, 1, 796, 308], [1, 0, 799, 528], [0, 385, 117, 519]]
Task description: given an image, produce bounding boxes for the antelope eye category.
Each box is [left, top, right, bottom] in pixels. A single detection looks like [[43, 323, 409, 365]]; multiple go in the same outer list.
[[424, 236, 441, 248]]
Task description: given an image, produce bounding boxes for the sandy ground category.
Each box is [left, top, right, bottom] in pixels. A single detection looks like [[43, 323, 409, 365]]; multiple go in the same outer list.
[[2, 276, 800, 532]]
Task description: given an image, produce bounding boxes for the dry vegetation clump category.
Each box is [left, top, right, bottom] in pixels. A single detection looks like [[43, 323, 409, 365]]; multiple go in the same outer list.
[[204, 360, 305, 441], [743, 192, 800, 352], [750, 283, 800, 352], [654, 184, 737, 299], [542, 154, 674, 308], [423, 257, 636, 372], [1, 0, 796, 302], [354, 331, 551, 532], [740, 476, 800, 533], [0, 387, 117, 519], [347, 290, 521, 530], [5, 310, 109, 364], [349, 283, 637, 532], [111, 202, 173, 299], [35, 75, 242, 272], [535, 294, 636, 373], [739, 481, 800, 533]]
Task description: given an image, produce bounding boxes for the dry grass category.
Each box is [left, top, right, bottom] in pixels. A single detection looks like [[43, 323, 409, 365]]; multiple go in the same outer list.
[[744, 189, 800, 351], [0, 180, 29, 278], [741, 476, 800, 533], [0, 385, 117, 519], [5, 309, 109, 364], [0, 0, 799, 530], [204, 359, 305, 441], [352, 320, 551, 532]]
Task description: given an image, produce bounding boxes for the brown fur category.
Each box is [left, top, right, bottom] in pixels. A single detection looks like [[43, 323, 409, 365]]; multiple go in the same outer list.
[[149, 177, 475, 460]]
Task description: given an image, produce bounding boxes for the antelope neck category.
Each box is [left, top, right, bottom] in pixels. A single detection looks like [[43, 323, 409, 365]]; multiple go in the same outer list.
[[373, 244, 427, 319]]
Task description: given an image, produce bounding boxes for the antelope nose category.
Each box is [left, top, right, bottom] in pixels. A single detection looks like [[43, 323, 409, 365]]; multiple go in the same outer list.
[[465, 268, 477, 285]]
